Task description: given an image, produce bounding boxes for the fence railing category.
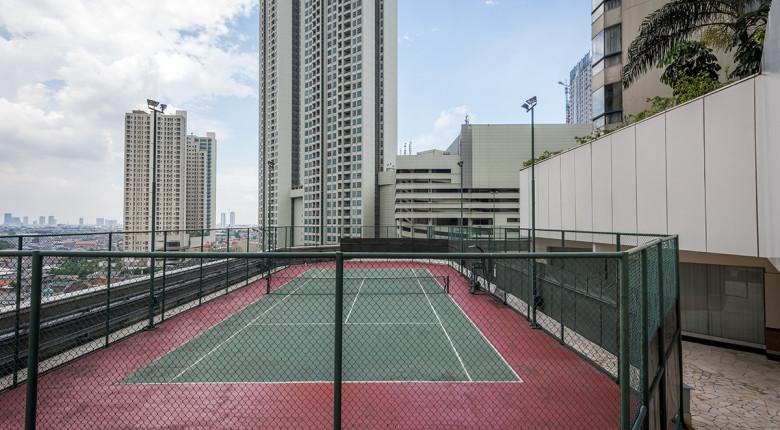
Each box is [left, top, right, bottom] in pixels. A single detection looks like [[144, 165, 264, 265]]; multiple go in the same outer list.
[[0, 235, 681, 429]]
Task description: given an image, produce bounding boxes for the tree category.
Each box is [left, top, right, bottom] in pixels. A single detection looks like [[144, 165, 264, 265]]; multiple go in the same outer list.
[[623, 0, 771, 87]]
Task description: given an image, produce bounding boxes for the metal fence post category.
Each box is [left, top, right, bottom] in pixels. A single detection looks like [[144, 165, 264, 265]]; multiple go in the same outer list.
[[199, 229, 205, 305], [148, 234, 156, 329], [13, 236, 22, 387], [225, 228, 230, 293], [674, 237, 684, 425], [24, 251, 43, 430], [657, 242, 668, 426], [161, 231, 167, 321], [616, 233, 622, 252], [640, 249, 649, 412], [105, 233, 113, 347], [334, 252, 344, 430], [619, 252, 630, 430], [246, 228, 250, 286]]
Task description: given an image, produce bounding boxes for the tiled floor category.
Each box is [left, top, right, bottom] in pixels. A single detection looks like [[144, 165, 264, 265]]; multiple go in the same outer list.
[[684, 341, 780, 429]]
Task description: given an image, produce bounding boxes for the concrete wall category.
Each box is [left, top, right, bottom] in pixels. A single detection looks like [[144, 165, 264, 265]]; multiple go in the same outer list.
[[521, 77, 770, 261]]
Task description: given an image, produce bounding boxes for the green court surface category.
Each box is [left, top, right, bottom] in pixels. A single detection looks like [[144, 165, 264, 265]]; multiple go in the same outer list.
[[125, 268, 520, 384]]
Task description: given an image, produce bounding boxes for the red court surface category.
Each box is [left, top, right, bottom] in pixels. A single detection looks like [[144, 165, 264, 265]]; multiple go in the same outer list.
[[0, 262, 620, 429]]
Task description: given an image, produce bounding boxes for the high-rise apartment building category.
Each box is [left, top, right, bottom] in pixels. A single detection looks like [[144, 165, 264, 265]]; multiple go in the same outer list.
[[47, 216, 55, 226], [568, 53, 593, 125], [229, 211, 236, 226], [591, 0, 672, 129], [259, 0, 397, 245], [186, 133, 217, 231], [220, 212, 227, 228], [38, 216, 45, 226], [123, 109, 188, 251]]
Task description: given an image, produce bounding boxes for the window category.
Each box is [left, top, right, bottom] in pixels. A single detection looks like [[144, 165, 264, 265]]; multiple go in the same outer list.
[[592, 82, 623, 127], [592, 24, 621, 75]]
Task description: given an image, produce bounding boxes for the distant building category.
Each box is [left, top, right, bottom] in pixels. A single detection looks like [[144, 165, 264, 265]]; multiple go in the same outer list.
[[123, 109, 188, 250], [47, 216, 56, 226], [38, 216, 45, 226], [229, 211, 236, 227], [96, 218, 105, 227], [3, 213, 11, 225], [185, 133, 217, 231], [78, 217, 84, 226], [22, 216, 28, 225], [259, 0, 398, 245], [568, 53, 592, 125], [395, 122, 591, 237]]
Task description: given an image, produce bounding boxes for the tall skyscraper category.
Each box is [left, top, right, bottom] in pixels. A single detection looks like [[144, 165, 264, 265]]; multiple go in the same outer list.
[[123, 109, 188, 250], [220, 212, 227, 228], [3, 213, 11, 225], [259, 0, 397, 245], [229, 211, 236, 227], [79, 217, 84, 226], [568, 53, 593, 125], [186, 133, 217, 231], [47, 216, 56, 226], [38, 216, 45, 226]]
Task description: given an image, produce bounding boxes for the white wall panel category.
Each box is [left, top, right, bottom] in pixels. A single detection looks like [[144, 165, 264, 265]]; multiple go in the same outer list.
[[560, 151, 577, 231], [548, 156, 562, 231], [591, 136, 613, 243], [666, 100, 707, 252], [537, 164, 550, 230], [611, 128, 638, 245], [704, 79, 758, 256], [635, 115, 668, 235], [574, 146, 593, 242], [756, 75, 780, 267], [519, 170, 530, 229]]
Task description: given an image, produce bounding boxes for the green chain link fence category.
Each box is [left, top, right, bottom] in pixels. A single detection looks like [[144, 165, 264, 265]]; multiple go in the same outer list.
[[0, 232, 681, 429]]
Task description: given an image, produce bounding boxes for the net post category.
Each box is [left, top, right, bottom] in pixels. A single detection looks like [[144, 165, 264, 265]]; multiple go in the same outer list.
[[24, 251, 43, 430], [148, 235, 156, 330], [334, 252, 344, 430], [266, 273, 271, 294], [656, 241, 668, 425], [619, 252, 631, 430], [13, 236, 22, 388], [105, 232, 112, 347], [446, 275, 450, 294]]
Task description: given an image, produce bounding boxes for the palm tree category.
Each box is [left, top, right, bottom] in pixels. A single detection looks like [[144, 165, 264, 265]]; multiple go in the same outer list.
[[623, 0, 771, 87]]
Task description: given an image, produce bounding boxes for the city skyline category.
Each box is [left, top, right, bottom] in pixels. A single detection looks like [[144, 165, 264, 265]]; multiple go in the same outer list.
[[0, 1, 591, 225]]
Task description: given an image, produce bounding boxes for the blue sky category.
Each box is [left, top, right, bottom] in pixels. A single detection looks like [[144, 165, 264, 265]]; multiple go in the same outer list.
[[0, 0, 591, 225]]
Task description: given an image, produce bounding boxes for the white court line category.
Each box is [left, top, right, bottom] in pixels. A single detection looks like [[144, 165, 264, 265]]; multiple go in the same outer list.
[[248, 322, 438, 326], [413, 269, 472, 382], [344, 278, 365, 323], [422, 267, 523, 383], [129, 379, 523, 386], [168, 270, 322, 383]]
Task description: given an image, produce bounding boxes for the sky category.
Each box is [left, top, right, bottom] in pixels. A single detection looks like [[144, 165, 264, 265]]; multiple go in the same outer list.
[[0, 0, 591, 226]]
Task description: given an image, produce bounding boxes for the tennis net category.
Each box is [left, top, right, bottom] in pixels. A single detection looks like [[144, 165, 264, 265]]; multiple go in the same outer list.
[[266, 274, 450, 295]]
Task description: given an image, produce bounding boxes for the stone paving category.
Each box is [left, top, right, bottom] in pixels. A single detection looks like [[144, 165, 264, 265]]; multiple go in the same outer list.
[[684, 341, 780, 429]]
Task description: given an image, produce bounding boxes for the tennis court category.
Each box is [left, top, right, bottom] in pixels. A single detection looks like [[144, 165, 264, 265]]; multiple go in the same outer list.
[[125, 267, 521, 385]]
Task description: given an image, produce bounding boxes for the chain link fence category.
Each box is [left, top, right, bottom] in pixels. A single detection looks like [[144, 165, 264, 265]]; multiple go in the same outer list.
[[0, 233, 681, 429]]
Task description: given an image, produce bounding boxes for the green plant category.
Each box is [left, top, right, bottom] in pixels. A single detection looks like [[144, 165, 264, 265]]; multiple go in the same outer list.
[[659, 40, 721, 88], [523, 150, 563, 167], [672, 73, 724, 103], [623, 0, 771, 87]]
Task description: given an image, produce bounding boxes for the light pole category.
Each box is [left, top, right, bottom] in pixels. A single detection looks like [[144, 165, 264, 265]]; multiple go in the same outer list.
[[146, 98, 166, 330], [522, 96, 538, 328], [558, 81, 570, 123]]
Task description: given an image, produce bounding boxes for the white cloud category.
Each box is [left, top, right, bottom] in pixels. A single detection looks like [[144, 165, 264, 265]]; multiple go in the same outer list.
[[484, 0, 498, 6], [406, 105, 474, 154], [0, 0, 257, 223]]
